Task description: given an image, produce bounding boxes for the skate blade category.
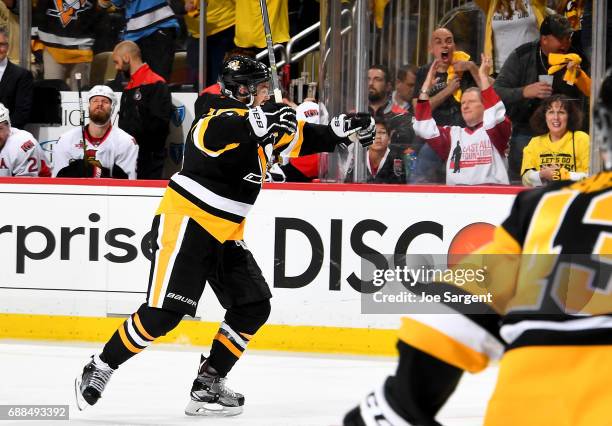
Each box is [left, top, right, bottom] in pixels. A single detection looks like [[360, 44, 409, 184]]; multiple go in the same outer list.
[[74, 376, 90, 411], [185, 400, 243, 417]]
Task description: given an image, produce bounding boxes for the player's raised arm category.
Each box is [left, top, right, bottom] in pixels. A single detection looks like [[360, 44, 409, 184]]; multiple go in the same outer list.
[[273, 112, 375, 161]]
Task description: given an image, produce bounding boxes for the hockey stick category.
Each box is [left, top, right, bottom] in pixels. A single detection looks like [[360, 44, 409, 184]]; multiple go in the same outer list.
[[258, 0, 282, 103], [75, 73, 88, 177]]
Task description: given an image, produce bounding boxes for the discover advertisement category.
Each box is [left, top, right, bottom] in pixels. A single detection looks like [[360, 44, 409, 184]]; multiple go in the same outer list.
[[0, 181, 520, 330]]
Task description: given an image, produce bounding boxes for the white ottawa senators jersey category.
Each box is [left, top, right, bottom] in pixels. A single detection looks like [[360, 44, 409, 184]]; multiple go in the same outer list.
[[52, 125, 139, 179], [413, 86, 511, 185], [0, 127, 51, 177]]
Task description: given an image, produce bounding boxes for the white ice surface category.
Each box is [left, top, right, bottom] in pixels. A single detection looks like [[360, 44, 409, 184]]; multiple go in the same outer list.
[[0, 341, 497, 426]]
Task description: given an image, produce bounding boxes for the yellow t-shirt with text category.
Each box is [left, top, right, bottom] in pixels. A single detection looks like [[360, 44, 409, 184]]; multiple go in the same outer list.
[[521, 131, 590, 176]]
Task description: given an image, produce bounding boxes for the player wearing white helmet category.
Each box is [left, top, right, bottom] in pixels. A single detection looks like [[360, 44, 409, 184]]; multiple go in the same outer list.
[[0, 103, 51, 177], [88, 85, 117, 123], [52, 85, 139, 178]]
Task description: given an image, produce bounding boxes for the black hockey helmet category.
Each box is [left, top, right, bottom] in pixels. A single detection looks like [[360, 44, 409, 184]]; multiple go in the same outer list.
[[594, 69, 612, 170], [220, 55, 270, 102]]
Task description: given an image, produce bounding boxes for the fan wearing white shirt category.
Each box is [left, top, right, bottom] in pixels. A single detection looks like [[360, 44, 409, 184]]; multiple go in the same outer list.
[[414, 55, 511, 185]]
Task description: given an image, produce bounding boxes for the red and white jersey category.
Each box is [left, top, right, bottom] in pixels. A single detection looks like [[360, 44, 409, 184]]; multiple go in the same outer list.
[[0, 128, 52, 177], [413, 86, 511, 185], [52, 125, 139, 179]]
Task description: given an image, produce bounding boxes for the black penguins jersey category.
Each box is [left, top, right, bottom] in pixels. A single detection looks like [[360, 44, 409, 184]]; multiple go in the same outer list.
[[156, 94, 344, 242], [497, 172, 612, 349], [398, 172, 612, 373]]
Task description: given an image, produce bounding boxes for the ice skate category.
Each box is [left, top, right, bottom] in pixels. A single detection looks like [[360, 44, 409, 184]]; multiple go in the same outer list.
[[74, 355, 115, 410], [185, 355, 244, 416]]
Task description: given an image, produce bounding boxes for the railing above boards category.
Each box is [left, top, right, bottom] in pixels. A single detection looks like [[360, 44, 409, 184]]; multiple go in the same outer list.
[[256, 8, 353, 68]]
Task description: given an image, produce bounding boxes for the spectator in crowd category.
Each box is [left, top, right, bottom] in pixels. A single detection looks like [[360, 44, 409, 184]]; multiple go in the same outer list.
[[100, 0, 179, 81], [52, 85, 138, 179], [34, 0, 100, 90], [0, 28, 33, 130], [413, 55, 510, 185], [184, 0, 235, 89], [476, 0, 547, 75], [112, 41, 171, 179], [392, 64, 418, 113], [346, 118, 405, 184], [521, 94, 589, 186], [368, 64, 407, 117], [0, 103, 51, 177], [367, 64, 416, 154], [0, 0, 20, 65], [494, 14, 591, 181], [234, 0, 289, 50], [412, 27, 481, 127]]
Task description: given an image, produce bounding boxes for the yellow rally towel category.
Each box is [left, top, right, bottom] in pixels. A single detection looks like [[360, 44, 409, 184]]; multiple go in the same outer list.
[[548, 53, 583, 86], [447, 51, 471, 103]]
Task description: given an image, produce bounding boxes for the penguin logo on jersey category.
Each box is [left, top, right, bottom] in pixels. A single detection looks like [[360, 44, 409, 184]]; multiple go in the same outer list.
[[171, 105, 186, 127], [47, 0, 92, 28]]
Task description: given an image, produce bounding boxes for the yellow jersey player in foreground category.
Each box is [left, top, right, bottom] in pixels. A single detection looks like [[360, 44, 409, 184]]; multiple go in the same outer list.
[[74, 55, 376, 417], [344, 71, 612, 426]]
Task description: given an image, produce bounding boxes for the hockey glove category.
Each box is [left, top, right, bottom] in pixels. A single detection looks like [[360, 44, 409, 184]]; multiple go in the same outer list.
[[329, 113, 376, 147], [247, 102, 297, 144]]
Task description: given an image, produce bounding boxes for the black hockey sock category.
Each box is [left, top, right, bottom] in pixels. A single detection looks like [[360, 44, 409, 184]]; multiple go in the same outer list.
[[100, 303, 183, 369], [384, 340, 463, 425], [207, 299, 271, 377], [207, 321, 251, 377]]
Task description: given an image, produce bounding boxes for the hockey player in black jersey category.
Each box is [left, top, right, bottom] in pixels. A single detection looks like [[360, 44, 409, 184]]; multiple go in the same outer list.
[[74, 55, 376, 416], [343, 71, 612, 426]]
